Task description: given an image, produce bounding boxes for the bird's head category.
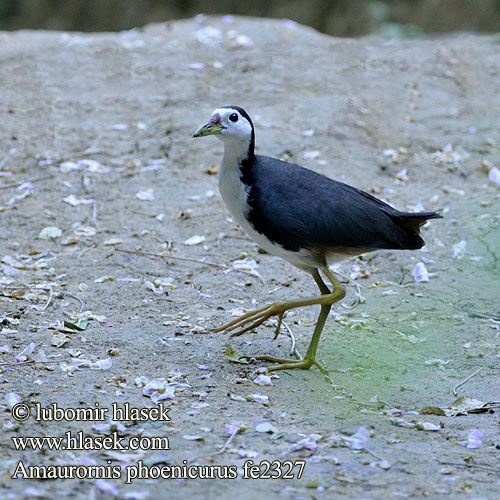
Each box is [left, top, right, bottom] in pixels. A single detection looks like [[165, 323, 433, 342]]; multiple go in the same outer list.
[[193, 106, 255, 157]]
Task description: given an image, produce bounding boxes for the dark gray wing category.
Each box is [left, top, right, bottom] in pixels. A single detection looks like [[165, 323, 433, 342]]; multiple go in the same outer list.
[[244, 156, 440, 252]]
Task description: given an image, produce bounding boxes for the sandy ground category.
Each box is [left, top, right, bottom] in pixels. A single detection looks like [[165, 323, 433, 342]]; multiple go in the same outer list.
[[1, 16, 500, 500]]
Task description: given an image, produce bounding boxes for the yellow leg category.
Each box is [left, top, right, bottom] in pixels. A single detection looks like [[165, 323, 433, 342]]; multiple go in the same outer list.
[[217, 268, 346, 372]]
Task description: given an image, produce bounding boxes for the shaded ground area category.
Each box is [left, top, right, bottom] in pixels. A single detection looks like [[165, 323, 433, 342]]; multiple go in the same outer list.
[[3, 0, 500, 37], [1, 16, 500, 499]]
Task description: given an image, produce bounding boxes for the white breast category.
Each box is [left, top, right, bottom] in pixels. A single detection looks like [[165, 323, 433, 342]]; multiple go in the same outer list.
[[218, 154, 250, 230], [218, 153, 321, 272]]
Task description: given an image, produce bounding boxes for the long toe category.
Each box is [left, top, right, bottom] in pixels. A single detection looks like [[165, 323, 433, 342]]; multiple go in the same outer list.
[[241, 354, 326, 373], [213, 306, 268, 332], [214, 301, 291, 336], [267, 359, 314, 372], [268, 358, 328, 374]]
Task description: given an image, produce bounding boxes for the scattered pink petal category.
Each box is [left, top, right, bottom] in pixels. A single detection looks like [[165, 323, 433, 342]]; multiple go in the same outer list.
[[350, 264, 370, 280], [187, 62, 205, 70], [15, 342, 35, 362], [6, 189, 31, 206], [351, 426, 370, 450], [79, 159, 107, 172], [39, 226, 62, 240], [142, 379, 176, 403], [90, 358, 112, 370], [389, 417, 416, 428], [62, 195, 96, 206], [136, 189, 155, 201], [388, 408, 407, 416], [303, 150, 320, 160], [183, 235, 205, 246], [182, 434, 206, 441], [95, 275, 115, 283], [191, 402, 209, 411], [253, 374, 272, 386], [60, 161, 80, 172], [417, 422, 441, 431], [71, 358, 91, 368], [142, 379, 167, 395], [111, 123, 129, 131], [34, 349, 48, 363], [488, 166, 500, 186], [144, 280, 164, 294], [289, 435, 319, 452], [224, 422, 242, 435], [18, 182, 34, 191], [395, 168, 409, 181], [255, 422, 278, 434], [5, 392, 21, 409], [67, 357, 112, 371], [228, 393, 245, 402], [151, 389, 175, 403], [412, 262, 429, 282], [452, 240, 467, 259], [134, 376, 149, 387], [232, 258, 261, 278], [467, 429, 483, 449], [246, 393, 269, 404], [195, 26, 223, 47], [234, 34, 254, 48]]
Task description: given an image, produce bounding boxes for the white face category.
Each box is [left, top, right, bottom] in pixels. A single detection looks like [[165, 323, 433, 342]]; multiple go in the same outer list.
[[210, 107, 253, 144]]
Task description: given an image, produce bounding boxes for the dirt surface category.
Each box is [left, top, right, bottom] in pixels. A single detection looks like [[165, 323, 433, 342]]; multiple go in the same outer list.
[[1, 16, 499, 500]]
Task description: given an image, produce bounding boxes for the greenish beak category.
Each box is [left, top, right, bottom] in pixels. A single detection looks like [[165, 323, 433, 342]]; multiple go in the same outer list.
[[193, 122, 222, 138]]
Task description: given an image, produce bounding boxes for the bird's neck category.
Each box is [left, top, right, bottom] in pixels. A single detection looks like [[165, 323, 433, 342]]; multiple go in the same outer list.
[[218, 140, 255, 229], [220, 135, 255, 169], [219, 136, 254, 206]]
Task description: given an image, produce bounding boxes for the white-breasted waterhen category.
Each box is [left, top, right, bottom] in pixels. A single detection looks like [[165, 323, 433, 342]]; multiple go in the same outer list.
[[193, 106, 441, 373]]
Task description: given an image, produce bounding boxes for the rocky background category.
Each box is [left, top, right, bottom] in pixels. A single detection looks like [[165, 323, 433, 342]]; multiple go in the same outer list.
[[1, 0, 500, 37]]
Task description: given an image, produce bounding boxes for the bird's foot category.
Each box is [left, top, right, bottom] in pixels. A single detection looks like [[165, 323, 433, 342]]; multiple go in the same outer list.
[[213, 301, 291, 337], [242, 354, 328, 375]]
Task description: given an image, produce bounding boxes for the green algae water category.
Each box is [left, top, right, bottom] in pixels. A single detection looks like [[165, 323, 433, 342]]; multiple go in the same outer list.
[[314, 197, 500, 407]]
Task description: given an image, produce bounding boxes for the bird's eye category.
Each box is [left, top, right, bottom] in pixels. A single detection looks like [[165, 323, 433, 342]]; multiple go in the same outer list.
[[229, 113, 238, 122]]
